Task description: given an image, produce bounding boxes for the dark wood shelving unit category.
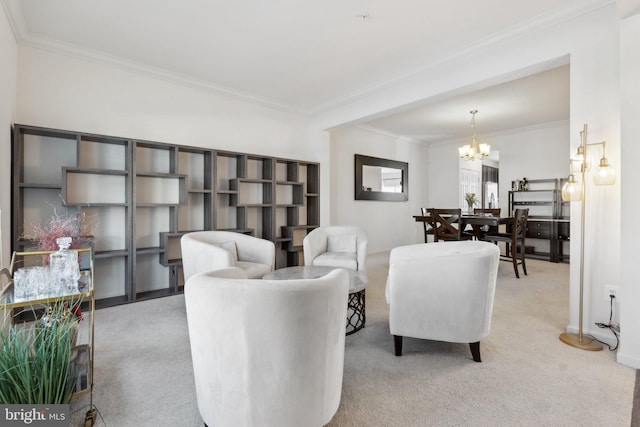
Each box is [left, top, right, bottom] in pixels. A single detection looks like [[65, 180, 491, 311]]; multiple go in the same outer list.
[[508, 178, 570, 263], [12, 124, 320, 307]]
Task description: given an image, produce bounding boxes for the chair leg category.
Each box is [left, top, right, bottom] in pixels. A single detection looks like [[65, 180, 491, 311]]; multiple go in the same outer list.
[[469, 341, 481, 362], [512, 242, 520, 279], [394, 335, 403, 356], [520, 243, 528, 276]]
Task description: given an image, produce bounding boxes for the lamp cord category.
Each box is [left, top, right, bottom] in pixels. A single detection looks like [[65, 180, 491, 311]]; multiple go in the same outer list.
[[594, 294, 619, 351]]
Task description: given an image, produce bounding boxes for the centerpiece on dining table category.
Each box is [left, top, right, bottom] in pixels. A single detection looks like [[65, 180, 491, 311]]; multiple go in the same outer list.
[[464, 193, 479, 215]]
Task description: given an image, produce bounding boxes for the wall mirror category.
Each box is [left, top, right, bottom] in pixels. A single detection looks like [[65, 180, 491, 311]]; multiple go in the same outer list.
[[355, 154, 408, 201]]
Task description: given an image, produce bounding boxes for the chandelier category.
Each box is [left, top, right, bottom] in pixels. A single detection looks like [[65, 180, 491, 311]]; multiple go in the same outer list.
[[458, 109, 490, 161]]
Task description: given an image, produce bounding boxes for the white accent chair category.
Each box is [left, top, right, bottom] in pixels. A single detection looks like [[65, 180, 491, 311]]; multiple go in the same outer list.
[[303, 226, 368, 273], [386, 241, 500, 362], [184, 267, 349, 427], [180, 231, 275, 281]]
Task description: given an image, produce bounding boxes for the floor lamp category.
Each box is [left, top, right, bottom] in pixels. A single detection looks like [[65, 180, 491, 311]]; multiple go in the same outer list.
[[559, 124, 616, 351]]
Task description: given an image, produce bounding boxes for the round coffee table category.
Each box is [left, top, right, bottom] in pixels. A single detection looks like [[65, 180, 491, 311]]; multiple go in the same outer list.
[[263, 266, 368, 335]]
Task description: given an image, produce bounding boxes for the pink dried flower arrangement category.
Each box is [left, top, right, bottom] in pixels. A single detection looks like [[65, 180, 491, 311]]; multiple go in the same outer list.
[[28, 211, 96, 251]]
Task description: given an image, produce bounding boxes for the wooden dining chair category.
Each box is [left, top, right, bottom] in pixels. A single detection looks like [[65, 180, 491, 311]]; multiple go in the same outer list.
[[420, 207, 434, 243], [429, 208, 472, 242], [484, 208, 529, 278], [473, 208, 502, 239]]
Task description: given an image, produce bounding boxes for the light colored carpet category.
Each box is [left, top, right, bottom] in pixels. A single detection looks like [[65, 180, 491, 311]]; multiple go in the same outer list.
[[70, 252, 635, 426]]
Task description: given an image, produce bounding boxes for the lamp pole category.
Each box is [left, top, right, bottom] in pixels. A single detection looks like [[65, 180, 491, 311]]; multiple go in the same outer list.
[[559, 124, 603, 351]]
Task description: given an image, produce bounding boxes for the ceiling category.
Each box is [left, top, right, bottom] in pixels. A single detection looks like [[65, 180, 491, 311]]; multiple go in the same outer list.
[[3, 0, 595, 141], [363, 64, 570, 143]]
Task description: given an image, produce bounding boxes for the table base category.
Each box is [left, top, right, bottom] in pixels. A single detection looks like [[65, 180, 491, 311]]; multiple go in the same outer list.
[[346, 289, 366, 335]]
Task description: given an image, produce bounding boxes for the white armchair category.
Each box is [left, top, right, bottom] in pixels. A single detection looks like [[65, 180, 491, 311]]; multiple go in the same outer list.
[[181, 231, 275, 281], [185, 267, 349, 427], [303, 226, 367, 273], [386, 241, 500, 362]]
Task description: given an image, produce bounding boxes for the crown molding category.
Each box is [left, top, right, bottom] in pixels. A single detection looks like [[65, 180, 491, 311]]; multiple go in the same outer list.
[[354, 125, 424, 145], [1, 0, 25, 43], [20, 33, 307, 115], [309, 0, 615, 115], [1, 0, 307, 116]]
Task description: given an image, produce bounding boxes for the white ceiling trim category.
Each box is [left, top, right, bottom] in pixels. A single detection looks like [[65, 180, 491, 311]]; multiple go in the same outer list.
[[355, 124, 423, 145], [0, 0, 24, 43], [18, 33, 307, 115], [309, 0, 614, 116]]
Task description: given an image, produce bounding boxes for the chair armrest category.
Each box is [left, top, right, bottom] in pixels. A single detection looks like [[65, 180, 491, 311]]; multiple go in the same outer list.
[[303, 231, 327, 266], [356, 233, 368, 273]]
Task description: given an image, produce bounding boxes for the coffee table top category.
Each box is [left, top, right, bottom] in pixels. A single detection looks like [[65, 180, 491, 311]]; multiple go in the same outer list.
[[263, 266, 367, 293]]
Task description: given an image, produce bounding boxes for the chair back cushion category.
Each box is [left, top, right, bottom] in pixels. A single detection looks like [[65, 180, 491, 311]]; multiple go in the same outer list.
[[216, 240, 238, 262], [327, 233, 357, 253]]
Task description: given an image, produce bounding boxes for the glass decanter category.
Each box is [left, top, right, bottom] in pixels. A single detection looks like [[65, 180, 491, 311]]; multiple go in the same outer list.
[[50, 236, 81, 294]]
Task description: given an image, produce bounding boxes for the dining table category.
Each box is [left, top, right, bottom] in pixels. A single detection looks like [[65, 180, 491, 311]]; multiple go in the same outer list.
[[413, 214, 513, 241]]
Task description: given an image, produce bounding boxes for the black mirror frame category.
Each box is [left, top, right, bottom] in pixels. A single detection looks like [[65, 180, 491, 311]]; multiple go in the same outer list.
[[355, 154, 409, 201]]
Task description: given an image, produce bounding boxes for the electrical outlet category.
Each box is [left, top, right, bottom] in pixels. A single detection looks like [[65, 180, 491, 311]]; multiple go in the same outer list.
[[604, 285, 619, 301]]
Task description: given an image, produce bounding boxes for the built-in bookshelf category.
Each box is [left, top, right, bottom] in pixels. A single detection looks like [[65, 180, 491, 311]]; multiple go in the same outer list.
[[12, 124, 320, 307]]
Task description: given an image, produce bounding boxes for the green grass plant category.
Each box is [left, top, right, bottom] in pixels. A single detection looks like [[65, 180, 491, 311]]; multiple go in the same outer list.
[[0, 303, 79, 404]]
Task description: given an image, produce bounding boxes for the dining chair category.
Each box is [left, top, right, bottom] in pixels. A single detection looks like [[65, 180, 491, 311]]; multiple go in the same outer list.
[[473, 208, 502, 240], [484, 208, 529, 278], [429, 208, 472, 242], [420, 208, 434, 243]]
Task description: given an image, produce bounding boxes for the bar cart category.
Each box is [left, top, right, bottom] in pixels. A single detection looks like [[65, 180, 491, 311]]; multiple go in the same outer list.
[[0, 248, 97, 427]]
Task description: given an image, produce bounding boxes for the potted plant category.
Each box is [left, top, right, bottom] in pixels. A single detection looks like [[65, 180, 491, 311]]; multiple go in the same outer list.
[[0, 302, 81, 404], [465, 193, 479, 214]]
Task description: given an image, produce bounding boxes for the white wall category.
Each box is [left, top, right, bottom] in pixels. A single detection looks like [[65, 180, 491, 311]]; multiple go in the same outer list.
[[492, 123, 569, 215], [619, 11, 640, 368], [426, 143, 460, 208], [15, 46, 332, 225], [330, 127, 427, 253], [16, 47, 314, 157], [318, 6, 628, 362], [428, 122, 569, 207], [0, 5, 17, 267]]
